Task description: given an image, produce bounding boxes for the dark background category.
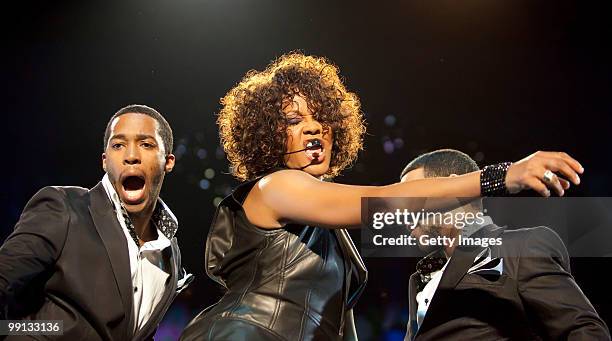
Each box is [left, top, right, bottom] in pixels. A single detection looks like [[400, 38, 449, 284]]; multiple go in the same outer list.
[[3, 1, 611, 340]]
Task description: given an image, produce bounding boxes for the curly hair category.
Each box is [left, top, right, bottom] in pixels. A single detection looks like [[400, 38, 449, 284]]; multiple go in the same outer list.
[[218, 52, 366, 181]]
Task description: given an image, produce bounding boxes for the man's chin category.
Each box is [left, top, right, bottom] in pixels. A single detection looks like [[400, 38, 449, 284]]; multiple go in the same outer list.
[[122, 201, 146, 214], [118, 195, 150, 215]]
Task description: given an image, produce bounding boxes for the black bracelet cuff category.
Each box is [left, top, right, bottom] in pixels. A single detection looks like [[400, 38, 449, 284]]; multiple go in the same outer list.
[[480, 162, 512, 197]]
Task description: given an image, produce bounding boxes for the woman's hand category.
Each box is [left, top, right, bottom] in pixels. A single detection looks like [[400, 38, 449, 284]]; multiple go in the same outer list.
[[506, 151, 584, 197]]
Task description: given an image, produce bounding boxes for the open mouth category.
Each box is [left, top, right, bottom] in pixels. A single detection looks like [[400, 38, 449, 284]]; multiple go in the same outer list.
[[120, 175, 146, 205], [304, 139, 324, 161]]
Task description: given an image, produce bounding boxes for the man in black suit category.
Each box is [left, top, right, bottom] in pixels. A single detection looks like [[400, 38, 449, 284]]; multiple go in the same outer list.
[[400, 149, 609, 340], [0, 105, 192, 340]]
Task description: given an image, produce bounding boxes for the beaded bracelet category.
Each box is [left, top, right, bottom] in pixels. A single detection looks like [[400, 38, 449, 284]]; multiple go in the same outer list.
[[480, 162, 512, 196]]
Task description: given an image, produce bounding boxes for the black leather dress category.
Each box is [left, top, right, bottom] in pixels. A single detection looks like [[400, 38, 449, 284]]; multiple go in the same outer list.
[[180, 176, 367, 340]]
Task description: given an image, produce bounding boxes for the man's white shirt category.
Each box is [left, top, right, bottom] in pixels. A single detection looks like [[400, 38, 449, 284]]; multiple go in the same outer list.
[[102, 175, 171, 332]]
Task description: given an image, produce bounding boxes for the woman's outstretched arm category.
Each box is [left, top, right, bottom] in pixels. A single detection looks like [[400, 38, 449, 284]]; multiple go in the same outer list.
[[248, 151, 583, 229]]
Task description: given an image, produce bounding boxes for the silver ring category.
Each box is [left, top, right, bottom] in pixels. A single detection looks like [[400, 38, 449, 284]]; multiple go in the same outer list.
[[543, 170, 555, 183]]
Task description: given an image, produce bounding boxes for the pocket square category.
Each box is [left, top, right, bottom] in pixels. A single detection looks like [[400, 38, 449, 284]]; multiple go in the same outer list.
[[468, 258, 504, 278], [469, 258, 503, 276], [468, 248, 503, 276]]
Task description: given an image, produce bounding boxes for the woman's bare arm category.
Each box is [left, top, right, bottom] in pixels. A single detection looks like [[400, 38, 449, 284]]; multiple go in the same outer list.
[[251, 151, 582, 229]]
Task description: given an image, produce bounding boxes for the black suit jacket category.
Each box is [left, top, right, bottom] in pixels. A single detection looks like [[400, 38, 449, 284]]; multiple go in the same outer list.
[[406, 224, 610, 341], [0, 183, 189, 340]]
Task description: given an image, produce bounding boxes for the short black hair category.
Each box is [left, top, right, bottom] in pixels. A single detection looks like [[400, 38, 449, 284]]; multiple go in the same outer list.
[[400, 149, 479, 179], [103, 104, 173, 155]]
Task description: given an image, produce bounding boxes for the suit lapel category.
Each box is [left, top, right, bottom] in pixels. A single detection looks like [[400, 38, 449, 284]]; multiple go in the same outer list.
[[438, 246, 485, 290], [413, 245, 484, 337], [438, 224, 505, 291], [415, 224, 505, 337], [88, 182, 134, 336], [406, 272, 420, 340]]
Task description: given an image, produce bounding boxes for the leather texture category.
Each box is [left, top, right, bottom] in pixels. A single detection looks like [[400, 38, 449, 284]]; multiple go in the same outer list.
[[181, 176, 367, 341]]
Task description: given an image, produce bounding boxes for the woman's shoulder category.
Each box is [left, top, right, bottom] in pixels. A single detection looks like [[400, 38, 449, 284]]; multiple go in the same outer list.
[[257, 169, 315, 192], [222, 169, 295, 207]]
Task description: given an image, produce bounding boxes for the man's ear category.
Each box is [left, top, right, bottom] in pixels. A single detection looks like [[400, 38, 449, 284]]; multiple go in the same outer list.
[[165, 154, 176, 173], [102, 153, 107, 172]]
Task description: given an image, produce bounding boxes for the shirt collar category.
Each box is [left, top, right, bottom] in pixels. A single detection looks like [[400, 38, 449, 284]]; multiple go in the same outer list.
[[101, 174, 179, 239]]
